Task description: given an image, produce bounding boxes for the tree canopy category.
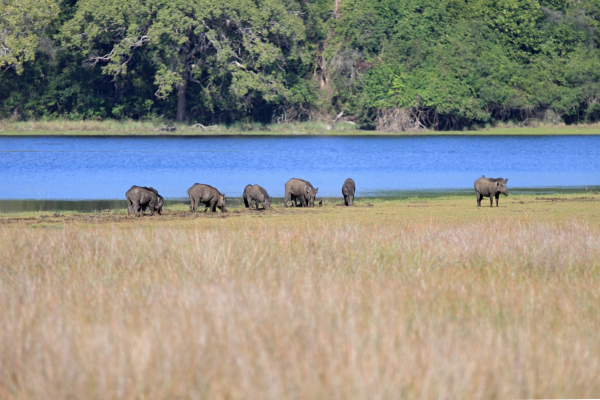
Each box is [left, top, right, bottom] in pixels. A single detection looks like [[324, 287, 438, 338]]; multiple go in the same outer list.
[[1, 0, 599, 128], [0, 0, 58, 73]]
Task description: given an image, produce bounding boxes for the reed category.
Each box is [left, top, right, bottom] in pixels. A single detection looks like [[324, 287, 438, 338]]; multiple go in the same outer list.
[[1, 216, 599, 399]]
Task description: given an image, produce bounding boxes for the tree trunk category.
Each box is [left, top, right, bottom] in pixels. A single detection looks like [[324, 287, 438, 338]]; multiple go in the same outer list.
[[334, 0, 341, 17], [176, 69, 188, 122]]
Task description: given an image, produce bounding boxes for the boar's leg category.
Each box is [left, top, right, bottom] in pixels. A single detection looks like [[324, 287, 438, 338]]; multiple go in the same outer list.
[[495, 193, 500, 207], [148, 201, 155, 216], [489, 195, 494, 207], [300, 195, 307, 207], [132, 201, 141, 217], [476, 192, 481, 207]]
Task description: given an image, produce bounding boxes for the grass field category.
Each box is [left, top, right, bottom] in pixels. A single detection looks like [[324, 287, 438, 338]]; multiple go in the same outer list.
[[1, 119, 600, 136], [1, 193, 600, 398]]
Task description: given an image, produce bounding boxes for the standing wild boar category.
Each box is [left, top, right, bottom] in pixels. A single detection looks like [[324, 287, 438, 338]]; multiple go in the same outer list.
[[474, 176, 509, 207], [188, 183, 227, 212], [342, 178, 355, 206], [284, 178, 318, 207], [126, 186, 164, 217], [244, 184, 272, 210]]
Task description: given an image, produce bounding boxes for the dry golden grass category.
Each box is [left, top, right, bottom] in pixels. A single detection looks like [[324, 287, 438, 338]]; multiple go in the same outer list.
[[1, 195, 600, 399]]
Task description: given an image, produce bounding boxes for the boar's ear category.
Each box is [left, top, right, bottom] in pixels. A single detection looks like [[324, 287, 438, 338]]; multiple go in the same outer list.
[[315, 188, 319, 194], [504, 179, 508, 183]]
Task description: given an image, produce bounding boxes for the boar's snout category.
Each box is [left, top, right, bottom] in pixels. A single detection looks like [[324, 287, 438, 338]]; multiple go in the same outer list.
[[501, 179, 509, 196]]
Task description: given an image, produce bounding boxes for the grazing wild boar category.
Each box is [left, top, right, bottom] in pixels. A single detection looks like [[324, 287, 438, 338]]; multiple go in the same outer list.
[[474, 176, 509, 207], [342, 178, 355, 206], [245, 184, 272, 210], [284, 178, 318, 207], [188, 183, 227, 213], [126, 186, 164, 217]]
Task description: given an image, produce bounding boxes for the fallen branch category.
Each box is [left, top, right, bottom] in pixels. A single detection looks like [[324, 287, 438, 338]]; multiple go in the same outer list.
[[189, 123, 217, 131], [155, 125, 176, 132], [332, 111, 344, 129]]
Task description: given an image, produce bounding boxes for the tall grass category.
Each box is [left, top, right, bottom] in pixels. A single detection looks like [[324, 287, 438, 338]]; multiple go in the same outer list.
[[0, 119, 359, 134], [1, 219, 599, 398], [3, 118, 600, 135], [1, 119, 159, 132]]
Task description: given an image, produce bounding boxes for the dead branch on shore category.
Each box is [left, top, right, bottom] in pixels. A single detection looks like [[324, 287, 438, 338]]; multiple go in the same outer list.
[[189, 123, 217, 131], [155, 125, 176, 132]]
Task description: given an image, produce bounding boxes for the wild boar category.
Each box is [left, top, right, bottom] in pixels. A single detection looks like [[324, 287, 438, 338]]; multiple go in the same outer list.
[[284, 178, 318, 207], [474, 176, 509, 207], [188, 183, 227, 212], [126, 186, 164, 217]]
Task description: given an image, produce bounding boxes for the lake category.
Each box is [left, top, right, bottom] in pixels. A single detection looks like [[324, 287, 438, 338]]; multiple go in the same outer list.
[[1, 135, 599, 210]]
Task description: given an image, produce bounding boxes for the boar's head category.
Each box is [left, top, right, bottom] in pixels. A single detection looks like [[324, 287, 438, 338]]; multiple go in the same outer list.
[[263, 195, 271, 211], [217, 194, 227, 212], [496, 179, 509, 196], [156, 195, 164, 215], [305, 186, 318, 207]]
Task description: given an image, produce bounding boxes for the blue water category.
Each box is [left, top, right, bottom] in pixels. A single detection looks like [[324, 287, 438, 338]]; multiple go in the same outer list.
[[0, 135, 598, 200]]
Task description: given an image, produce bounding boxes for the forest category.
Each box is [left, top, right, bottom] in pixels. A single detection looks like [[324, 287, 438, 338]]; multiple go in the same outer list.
[[1, 0, 599, 130]]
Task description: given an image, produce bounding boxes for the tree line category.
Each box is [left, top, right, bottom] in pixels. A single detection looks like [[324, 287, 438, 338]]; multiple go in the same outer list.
[[1, 0, 599, 129]]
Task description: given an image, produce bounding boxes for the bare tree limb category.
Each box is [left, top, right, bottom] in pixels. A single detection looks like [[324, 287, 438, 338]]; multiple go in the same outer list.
[[332, 111, 344, 128]]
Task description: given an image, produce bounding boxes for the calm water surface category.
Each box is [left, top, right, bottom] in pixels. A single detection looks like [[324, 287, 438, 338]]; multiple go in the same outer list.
[[1, 135, 599, 200]]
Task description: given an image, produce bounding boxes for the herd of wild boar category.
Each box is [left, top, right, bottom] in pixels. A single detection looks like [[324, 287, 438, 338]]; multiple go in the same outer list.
[[126, 176, 509, 217]]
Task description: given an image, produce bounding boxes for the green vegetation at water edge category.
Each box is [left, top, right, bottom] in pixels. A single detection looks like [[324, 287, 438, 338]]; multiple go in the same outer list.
[[1, 120, 600, 136]]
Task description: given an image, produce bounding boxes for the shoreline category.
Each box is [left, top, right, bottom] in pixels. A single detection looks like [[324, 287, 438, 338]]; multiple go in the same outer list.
[[2, 191, 598, 215], [1, 125, 600, 137]]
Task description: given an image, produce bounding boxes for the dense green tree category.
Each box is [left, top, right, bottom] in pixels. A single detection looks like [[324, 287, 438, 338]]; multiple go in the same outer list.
[[0, 0, 59, 73], [61, 0, 306, 121]]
